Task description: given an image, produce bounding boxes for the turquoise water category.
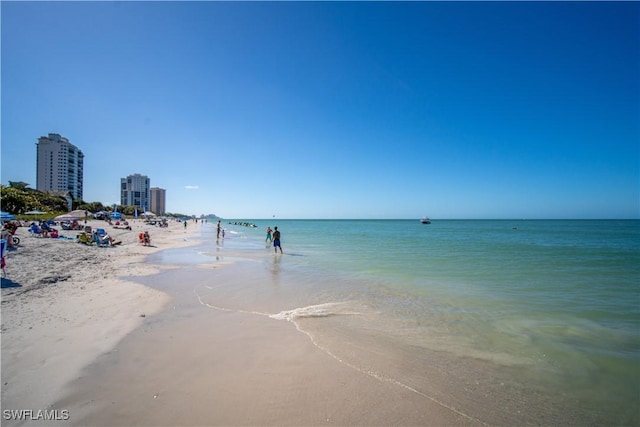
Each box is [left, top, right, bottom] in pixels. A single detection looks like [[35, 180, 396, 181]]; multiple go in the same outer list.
[[157, 219, 640, 424]]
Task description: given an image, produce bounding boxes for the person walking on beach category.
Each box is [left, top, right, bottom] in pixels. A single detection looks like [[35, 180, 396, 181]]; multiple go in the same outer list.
[[273, 226, 283, 254], [266, 226, 272, 243]]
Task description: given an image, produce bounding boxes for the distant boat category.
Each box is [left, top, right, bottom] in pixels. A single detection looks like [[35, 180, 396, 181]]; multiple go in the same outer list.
[[421, 217, 431, 224]]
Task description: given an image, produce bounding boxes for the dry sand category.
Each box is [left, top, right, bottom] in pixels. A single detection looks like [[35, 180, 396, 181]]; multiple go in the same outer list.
[[1, 219, 200, 422], [1, 220, 486, 426]]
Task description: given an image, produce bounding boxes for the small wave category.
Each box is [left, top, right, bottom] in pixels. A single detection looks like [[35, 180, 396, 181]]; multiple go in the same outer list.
[[269, 302, 358, 321], [194, 290, 270, 316]]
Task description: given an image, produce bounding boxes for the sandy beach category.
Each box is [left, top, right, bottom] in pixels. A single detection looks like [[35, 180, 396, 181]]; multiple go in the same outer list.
[[0, 219, 199, 425], [2, 220, 487, 426]]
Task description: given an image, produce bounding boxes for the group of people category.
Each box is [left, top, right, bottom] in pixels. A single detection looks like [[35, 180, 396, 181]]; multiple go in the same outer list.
[[112, 219, 132, 230], [265, 226, 282, 254], [216, 220, 226, 239], [77, 229, 120, 246], [138, 231, 152, 246], [61, 220, 83, 231], [215, 222, 283, 253], [28, 221, 58, 238]]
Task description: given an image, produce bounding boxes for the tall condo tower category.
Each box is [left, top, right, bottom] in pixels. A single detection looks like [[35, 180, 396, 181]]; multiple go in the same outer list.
[[121, 173, 150, 211], [36, 133, 84, 200]]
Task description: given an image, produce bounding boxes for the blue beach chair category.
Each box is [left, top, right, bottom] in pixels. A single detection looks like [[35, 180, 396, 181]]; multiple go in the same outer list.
[[28, 224, 44, 237], [93, 233, 109, 247]]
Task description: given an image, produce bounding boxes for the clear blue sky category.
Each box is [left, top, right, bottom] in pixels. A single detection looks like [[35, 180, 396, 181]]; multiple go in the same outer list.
[[2, 1, 638, 219]]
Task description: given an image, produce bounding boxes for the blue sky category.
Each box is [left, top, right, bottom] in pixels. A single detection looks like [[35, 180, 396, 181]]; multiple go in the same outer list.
[[2, 1, 638, 219]]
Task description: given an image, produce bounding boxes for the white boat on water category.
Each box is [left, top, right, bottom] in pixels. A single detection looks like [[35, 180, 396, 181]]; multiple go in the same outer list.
[[421, 217, 431, 224]]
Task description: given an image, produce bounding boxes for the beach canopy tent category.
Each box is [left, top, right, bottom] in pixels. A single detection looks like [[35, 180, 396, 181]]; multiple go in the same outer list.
[[93, 211, 109, 219], [0, 211, 15, 221], [143, 211, 156, 217], [110, 212, 122, 220]]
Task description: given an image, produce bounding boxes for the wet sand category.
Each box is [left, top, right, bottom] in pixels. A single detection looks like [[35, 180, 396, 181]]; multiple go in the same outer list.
[[50, 265, 484, 426]]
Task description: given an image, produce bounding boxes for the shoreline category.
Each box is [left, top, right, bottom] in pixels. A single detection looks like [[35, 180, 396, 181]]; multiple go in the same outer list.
[[49, 262, 486, 427], [0, 218, 205, 423]]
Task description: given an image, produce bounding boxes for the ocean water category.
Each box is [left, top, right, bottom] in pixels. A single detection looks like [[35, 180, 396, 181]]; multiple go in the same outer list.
[[154, 219, 640, 424]]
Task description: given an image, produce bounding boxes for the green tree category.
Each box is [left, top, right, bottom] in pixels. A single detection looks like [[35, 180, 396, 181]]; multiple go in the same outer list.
[[39, 192, 68, 212], [77, 201, 106, 213], [8, 181, 31, 190], [1, 185, 28, 213], [0, 185, 69, 214]]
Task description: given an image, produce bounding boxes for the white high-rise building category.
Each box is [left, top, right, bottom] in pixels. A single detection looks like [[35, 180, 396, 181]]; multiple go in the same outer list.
[[121, 173, 150, 211], [36, 133, 84, 200]]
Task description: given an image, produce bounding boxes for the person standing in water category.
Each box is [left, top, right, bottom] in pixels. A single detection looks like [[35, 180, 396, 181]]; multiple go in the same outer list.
[[272, 226, 283, 254], [266, 226, 272, 243], [217, 220, 221, 239]]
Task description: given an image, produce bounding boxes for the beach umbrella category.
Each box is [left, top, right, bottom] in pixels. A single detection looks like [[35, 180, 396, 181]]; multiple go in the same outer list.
[[143, 211, 156, 217], [54, 214, 78, 221], [0, 211, 15, 221], [65, 209, 92, 224], [54, 213, 82, 221], [68, 209, 91, 218], [54, 210, 89, 223]]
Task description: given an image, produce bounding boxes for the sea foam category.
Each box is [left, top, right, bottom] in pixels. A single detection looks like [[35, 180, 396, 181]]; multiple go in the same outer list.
[[270, 302, 359, 321]]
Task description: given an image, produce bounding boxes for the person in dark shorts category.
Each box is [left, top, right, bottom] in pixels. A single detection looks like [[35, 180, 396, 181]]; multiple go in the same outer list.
[[273, 226, 283, 254]]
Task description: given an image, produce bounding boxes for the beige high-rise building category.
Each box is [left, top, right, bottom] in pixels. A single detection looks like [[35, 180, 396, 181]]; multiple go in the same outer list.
[[150, 187, 166, 215], [36, 133, 84, 200]]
